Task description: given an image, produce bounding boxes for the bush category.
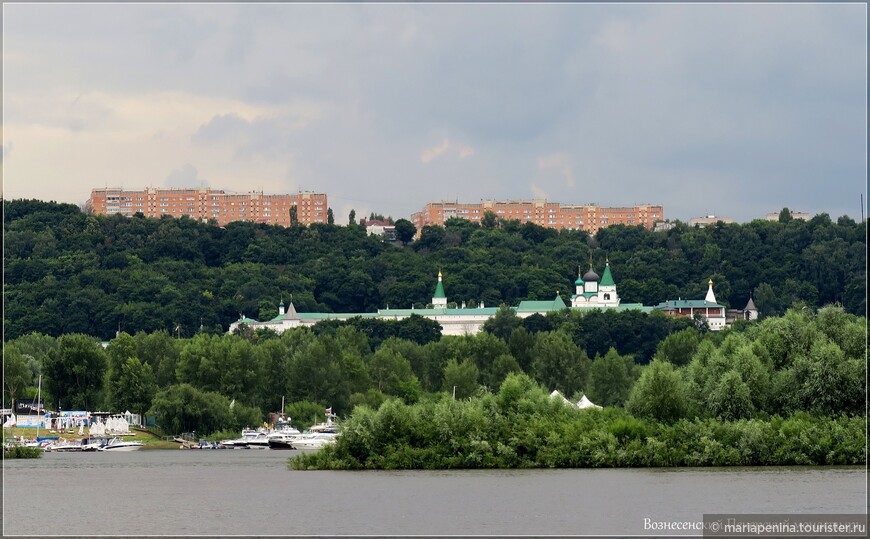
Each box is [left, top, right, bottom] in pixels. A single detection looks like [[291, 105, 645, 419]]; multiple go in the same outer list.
[[3, 446, 43, 459]]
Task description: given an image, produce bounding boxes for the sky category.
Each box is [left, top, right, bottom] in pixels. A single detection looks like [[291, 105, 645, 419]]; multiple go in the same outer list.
[[2, 3, 866, 223]]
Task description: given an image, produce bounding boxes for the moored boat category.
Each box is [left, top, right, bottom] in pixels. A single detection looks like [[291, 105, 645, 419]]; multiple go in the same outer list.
[[266, 433, 300, 450], [97, 437, 143, 451], [290, 432, 337, 450]]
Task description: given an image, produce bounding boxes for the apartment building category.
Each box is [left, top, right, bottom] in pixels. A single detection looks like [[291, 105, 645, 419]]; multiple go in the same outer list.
[[410, 200, 663, 234], [87, 188, 328, 226], [688, 215, 735, 227]]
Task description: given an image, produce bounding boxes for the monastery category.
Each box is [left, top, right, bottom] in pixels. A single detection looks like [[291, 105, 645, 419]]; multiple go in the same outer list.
[[229, 261, 755, 336]]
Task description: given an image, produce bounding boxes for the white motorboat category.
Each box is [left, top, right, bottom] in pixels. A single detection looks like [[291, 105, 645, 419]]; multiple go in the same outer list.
[[290, 432, 337, 450], [97, 437, 143, 451], [267, 432, 304, 450], [244, 432, 271, 449], [218, 437, 249, 449]]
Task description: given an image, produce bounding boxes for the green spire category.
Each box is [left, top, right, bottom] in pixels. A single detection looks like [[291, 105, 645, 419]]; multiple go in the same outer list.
[[433, 271, 446, 299], [600, 260, 615, 287]]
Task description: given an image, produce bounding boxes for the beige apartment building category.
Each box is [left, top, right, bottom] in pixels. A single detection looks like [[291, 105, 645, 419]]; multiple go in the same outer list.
[[411, 200, 663, 234], [87, 188, 328, 226]]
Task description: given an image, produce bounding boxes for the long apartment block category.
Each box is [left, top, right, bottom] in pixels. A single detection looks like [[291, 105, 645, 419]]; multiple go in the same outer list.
[[87, 188, 328, 226], [411, 200, 663, 234]]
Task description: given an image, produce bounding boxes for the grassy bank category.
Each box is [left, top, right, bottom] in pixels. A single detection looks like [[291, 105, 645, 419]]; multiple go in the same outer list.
[[290, 374, 866, 470]]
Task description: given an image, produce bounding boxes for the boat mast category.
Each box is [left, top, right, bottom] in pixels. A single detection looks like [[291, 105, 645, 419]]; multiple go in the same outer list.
[[35, 375, 42, 439]]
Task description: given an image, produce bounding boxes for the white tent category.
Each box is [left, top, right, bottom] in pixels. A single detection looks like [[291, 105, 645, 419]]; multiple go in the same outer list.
[[549, 390, 574, 406], [90, 419, 105, 436], [576, 395, 602, 409]]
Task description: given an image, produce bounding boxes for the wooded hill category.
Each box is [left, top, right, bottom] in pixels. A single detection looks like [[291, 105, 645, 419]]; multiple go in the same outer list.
[[3, 199, 866, 341]]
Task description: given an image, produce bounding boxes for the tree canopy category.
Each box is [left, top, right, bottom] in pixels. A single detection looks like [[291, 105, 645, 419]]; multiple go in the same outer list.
[[5, 200, 864, 340]]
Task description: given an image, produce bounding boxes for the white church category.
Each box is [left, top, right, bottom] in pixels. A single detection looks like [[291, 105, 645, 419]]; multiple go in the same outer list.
[[229, 261, 742, 336]]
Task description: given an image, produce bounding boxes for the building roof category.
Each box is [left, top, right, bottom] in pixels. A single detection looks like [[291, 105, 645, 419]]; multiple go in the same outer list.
[[705, 279, 717, 303], [583, 268, 600, 282], [516, 295, 567, 312], [378, 307, 500, 317], [600, 262, 615, 287], [744, 297, 757, 311], [270, 302, 300, 322], [653, 299, 724, 310], [433, 271, 446, 299]]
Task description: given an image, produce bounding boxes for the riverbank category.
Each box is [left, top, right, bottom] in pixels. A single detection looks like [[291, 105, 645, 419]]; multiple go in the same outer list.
[[2, 426, 180, 450]]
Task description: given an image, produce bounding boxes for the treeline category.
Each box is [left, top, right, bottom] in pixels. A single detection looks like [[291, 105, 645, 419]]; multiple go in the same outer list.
[[293, 305, 866, 469], [3, 308, 690, 433], [4, 199, 866, 341], [292, 376, 865, 470], [4, 305, 864, 439]]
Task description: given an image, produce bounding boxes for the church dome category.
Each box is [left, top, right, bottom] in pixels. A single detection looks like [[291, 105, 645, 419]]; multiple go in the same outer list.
[[583, 269, 600, 282]]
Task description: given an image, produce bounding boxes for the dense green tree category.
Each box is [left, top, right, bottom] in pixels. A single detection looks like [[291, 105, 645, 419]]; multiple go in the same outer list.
[[5, 200, 865, 342], [106, 357, 158, 417], [521, 313, 553, 334], [43, 334, 107, 410], [366, 347, 417, 396], [791, 340, 864, 416], [625, 360, 689, 423], [393, 218, 416, 245], [708, 370, 754, 420], [490, 354, 523, 389], [482, 305, 522, 342], [3, 345, 32, 412], [327, 208, 334, 225], [655, 328, 701, 366], [348, 209, 356, 226], [290, 205, 299, 225], [508, 327, 536, 373], [148, 384, 235, 435], [481, 210, 498, 229], [414, 225, 445, 251], [586, 348, 636, 407], [134, 330, 179, 387], [106, 332, 138, 363], [531, 331, 589, 396], [442, 358, 479, 399]]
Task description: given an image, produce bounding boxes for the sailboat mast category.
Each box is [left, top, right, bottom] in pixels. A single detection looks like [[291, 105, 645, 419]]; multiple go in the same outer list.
[[35, 375, 42, 439]]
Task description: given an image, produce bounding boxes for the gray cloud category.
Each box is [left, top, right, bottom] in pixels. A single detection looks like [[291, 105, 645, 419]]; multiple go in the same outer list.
[[166, 164, 206, 188], [3, 3, 865, 221]]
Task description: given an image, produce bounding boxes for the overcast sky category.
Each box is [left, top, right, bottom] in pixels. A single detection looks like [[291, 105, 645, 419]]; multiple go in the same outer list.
[[3, 3, 866, 223]]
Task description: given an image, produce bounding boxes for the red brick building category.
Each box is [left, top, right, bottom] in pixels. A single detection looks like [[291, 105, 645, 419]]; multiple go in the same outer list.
[[411, 200, 663, 234], [86, 188, 328, 226]]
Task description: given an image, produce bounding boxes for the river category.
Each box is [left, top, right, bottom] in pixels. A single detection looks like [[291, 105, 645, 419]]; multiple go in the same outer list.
[[3, 450, 865, 536]]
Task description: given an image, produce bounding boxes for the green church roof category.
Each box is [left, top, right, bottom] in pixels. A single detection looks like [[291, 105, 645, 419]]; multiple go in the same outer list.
[[516, 295, 567, 313], [600, 262, 615, 287], [433, 271, 446, 299], [433, 281, 446, 299]]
